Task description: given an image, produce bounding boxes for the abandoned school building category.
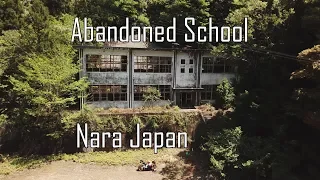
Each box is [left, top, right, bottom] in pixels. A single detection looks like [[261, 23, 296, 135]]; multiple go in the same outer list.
[[76, 41, 235, 109]]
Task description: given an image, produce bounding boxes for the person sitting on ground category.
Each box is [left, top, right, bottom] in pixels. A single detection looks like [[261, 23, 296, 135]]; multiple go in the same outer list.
[[151, 161, 157, 171]]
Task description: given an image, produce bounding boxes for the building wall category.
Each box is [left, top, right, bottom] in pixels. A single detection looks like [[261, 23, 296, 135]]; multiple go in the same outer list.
[[200, 73, 234, 85], [81, 48, 236, 109], [175, 51, 197, 88]]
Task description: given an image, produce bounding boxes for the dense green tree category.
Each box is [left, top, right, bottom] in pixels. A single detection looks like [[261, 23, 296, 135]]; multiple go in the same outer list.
[[0, 0, 26, 33], [153, 0, 211, 47], [74, 0, 149, 27], [42, 0, 74, 15], [0, 0, 87, 154]]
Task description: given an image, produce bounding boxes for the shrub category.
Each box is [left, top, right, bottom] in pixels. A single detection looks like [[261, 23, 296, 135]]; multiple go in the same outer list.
[[202, 126, 242, 177], [143, 87, 161, 106], [216, 79, 235, 109]]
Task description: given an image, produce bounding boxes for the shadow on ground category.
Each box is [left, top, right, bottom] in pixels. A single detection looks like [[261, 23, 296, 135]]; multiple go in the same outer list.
[[160, 150, 216, 180]]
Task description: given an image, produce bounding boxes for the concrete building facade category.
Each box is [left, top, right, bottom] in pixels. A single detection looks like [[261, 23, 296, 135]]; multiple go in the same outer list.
[[77, 44, 235, 109]]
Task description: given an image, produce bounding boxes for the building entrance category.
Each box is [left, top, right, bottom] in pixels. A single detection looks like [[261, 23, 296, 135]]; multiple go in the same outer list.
[[177, 91, 196, 109]]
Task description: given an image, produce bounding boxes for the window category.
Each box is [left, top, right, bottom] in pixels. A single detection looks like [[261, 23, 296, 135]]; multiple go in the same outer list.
[[201, 85, 218, 100], [181, 68, 185, 73], [88, 85, 127, 101], [214, 58, 224, 73], [202, 57, 214, 73], [189, 59, 193, 64], [181, 59, 185, 64], [202, 57, 233, 73], [134, 85, 171, 101], [86, 54, 127, 72], [189, 68, 193, 73], [134, 56, 171, 73]]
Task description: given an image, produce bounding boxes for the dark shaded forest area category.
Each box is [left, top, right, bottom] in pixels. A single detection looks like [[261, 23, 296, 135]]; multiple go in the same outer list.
[[0, 0, 320, 179]]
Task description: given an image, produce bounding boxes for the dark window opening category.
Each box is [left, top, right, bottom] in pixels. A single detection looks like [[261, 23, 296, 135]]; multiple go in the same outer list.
[[202, 57, 233, 73], [181, 59, 185, 64], [189, 68, 193, 73], [201, 85, 218, 100], [181, 68, 185, 73], [134, 56, 172, 73], [189, 59, 193, 64], [134, 85, 171, 101], [88, 85, 127, 101], [86, 54, 127, 72]]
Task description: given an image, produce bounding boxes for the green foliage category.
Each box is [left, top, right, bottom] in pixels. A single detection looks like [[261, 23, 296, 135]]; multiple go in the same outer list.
[[0, 0, 88, 154], [143, 87, 161, 105], [74, 0, 149, 27], [216, 79, 235, 109], [65, 105, 196, 135], [0, 0, 26, 33], [203, 126, 242, 177]]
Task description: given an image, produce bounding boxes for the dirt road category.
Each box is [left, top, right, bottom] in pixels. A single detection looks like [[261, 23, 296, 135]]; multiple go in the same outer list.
[[0, 161, 166, 180]]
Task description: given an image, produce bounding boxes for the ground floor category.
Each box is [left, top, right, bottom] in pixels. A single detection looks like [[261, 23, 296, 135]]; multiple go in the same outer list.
[[85, 84, 225, 109]]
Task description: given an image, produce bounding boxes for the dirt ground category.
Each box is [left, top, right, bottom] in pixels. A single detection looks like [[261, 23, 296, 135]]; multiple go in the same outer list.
[[0, 161, 166, 180]]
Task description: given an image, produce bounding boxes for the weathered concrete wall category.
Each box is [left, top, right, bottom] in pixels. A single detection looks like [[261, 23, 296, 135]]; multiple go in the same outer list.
[[133, 73, 172, 85], [176, 52, 197, 88], [88, 101, 129, 108], [88, 72, 128, 85], [201, 73, 235, 85], [132, 100, 171, 108], [132, 50, 174, 57], [83, 48, 129, 57], [200, 53, 236, 85]]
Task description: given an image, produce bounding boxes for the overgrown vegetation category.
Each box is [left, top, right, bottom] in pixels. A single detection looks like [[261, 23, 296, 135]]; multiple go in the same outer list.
[[0, 148, 183, 175], [64, 105, 198, 135], [143, 87, 162, 106], [215, 79, 235, 109]]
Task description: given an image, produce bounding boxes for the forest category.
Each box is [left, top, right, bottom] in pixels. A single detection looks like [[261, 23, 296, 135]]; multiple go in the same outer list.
[[0, 0, 320, 179]]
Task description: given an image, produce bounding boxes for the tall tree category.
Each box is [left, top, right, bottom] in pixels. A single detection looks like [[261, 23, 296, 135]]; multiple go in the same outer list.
[[74, 0, 149, 27], [0, 0, 26, 33], [0, 0, 87, 154]]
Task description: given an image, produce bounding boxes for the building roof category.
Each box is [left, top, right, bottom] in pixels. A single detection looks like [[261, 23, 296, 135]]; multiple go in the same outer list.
[[74, 34, 212, 51], [104, 34, 160, 49]]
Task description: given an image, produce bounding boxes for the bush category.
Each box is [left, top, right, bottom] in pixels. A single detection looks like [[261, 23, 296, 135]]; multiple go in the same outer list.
[[216, 79, 235, 109], [143, 87, 161, 106], [202, 126, 242, 177]]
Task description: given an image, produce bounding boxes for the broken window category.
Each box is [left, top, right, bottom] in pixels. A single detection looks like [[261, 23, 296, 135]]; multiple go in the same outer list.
[[86, 54, 127, 72], [134, 56, 172, 73], [88, 85, 127, 101], [134, 85, 171, 101], [202, 57, 214, 73], [214, 58, 225, 73], [201, 85, 218, 100], [202, 57, 233, 73]]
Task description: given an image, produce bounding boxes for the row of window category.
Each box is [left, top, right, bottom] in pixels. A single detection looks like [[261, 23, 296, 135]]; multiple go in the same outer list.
[[89, 85, 128, 101], [86, 55, 128, 72], [134, 56, 172, 73], [87, 85, 218, 102], [201, 85, 218, 100], [181, 67, 193, 73], [134, 85, 171, 101], [202, 57, 233, 73], [85, 55, 233, 73], [181, 59, 193, 65], [88, 85, 171, 102]]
